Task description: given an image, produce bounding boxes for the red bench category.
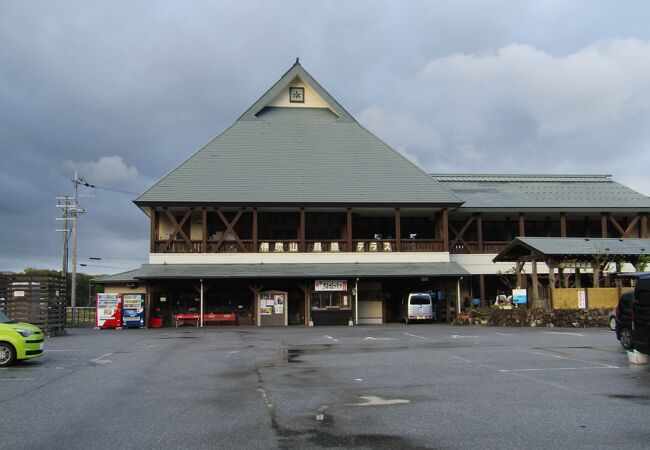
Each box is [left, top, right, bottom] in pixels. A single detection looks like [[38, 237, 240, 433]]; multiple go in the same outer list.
[[174, 314, 200, 328], [203, 313, 237, 325]]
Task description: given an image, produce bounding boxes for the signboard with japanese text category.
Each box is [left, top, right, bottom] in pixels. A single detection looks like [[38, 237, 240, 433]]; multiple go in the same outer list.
[[512, 289, 527, 305], [315, 280, 348, 292]]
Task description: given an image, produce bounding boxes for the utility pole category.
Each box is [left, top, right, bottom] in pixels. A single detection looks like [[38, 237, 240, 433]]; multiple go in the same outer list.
[[71, 170, 80, 309], [57, 171, 91, 309], [55, 196, 73, 305]]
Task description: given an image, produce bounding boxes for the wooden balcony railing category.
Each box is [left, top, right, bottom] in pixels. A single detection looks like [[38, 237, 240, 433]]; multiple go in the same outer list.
[[451, 241, 509, 254], [153, 239, 450, 254]]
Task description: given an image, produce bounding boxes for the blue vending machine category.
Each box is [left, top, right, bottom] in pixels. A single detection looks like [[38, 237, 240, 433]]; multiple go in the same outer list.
[[122, 294, 145, 328]]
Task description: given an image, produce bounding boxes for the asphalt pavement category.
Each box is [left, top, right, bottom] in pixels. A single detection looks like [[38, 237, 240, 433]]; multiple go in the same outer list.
[[1, 324, 648, 449]]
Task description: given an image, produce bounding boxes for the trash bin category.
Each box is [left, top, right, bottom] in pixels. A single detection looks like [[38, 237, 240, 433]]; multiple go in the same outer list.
[[149, 317, 163, 328]]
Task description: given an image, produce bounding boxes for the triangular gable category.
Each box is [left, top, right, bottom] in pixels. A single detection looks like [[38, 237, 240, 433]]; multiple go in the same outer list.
[[238, 59, 355, 122]]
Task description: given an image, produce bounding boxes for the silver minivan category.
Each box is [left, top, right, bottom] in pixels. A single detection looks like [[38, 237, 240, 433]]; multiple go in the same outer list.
[[402, 292, 433, 323]]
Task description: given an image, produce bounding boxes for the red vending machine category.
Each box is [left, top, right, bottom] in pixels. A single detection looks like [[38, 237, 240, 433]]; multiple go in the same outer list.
[[96, 293, 122, 329]]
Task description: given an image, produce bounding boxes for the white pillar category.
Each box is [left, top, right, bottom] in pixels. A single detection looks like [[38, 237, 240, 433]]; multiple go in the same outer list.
[[456, 278, 462, 315], [354, 278, 359, 325], [200, 278, 204, 328]]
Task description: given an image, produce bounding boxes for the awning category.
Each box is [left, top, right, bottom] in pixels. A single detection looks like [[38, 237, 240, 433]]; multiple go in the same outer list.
[[130, 262, 469, 280], [493, 237, 650, 262]]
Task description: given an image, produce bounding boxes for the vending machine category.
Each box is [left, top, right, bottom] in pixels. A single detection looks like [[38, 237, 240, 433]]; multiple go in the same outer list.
[[96, 293, 122, 329], [122, 294, 145, 328]]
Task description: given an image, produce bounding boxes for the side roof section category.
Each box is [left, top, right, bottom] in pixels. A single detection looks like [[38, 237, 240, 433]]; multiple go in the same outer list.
[[432, 174, 650, 211]]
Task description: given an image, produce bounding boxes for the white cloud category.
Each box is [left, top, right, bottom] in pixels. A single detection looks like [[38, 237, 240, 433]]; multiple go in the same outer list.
[[418, 39, 650, 138], [358, 105, 443, 151], [63, 155, 139, 185]]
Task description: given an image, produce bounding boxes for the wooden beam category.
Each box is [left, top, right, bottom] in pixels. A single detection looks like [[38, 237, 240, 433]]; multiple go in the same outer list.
[[623, 215, 641, 238], [300, 208, 305, 251], [162, 208, 194, 252], [253, 208, 258, 252], [518, 213, 525, 237], [395, 208, 401, 252], [442, 208, 449, 252], [642, 213, 649, 238], [150, 207, 156, 253], [201, 207, 207, 253], [449, 215, 475, 252], [560, 212, 567, 237], [214, 208, 245, 251], [601, 213, 608, 238], [347, 208, 352, 252], [476, 213, 483, 252], [607, 214, 626, 237]]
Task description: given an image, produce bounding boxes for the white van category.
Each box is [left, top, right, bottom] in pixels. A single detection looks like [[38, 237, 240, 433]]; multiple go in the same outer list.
[[402, 293, 434, 323]]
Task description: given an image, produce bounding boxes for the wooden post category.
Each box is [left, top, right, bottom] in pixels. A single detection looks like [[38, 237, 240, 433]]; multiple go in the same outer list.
[[442, 208, 449, 252], [593, 262, 600, 288], [548, 262, 556, 289], [560, 212, 567, 237], [476, 213, 483, 253], [531, 257, 539, 308], [395, 208, 401, 252], [299, 208, 305, 252], [575, 267, 581, 288], [515, 261, 523, 288], [642, 213, 648, 238], [347, 208, 352, 252], [601, 213, 608, 238], [518, 213, 525, 237], [201, 207, 207, 252], [252, 207, 258, 252], [150, 207, 157, 253], [479, 274, 485, 306]]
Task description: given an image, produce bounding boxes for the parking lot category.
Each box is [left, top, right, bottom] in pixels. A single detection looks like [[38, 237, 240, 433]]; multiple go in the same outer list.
[[1, 324, 649, 449]]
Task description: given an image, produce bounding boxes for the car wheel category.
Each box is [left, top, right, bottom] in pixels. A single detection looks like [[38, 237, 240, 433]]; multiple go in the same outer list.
[[610, 317, 617, 331], [619, 328, 634, 350], [0, 342, 16, 367]]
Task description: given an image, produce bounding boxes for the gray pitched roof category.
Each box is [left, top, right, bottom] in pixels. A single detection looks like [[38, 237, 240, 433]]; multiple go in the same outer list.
[[92, 269, 140, 284], [493, 237, 650, 262], [132, 262, 468, 279], [432, 174, 650, 211], [135, 62, 462, 207]]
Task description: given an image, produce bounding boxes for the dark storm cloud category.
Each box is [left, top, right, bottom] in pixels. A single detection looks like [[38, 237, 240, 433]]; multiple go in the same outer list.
[[2, 0, 650, 273]]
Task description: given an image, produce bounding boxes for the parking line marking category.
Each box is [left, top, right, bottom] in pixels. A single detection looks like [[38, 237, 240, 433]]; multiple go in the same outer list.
[[542, 332, 585, 337], [491, 332, 514, 336], [500, 366, 620, 372], [364, 336, 397, 341], [323, 335, 339, 343], [530, 351, 619, 368], [451, 356, 473, 363], [405, 333, 430, 340]]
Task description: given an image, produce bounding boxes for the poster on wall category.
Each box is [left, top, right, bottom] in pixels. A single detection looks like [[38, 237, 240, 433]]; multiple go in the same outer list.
[[578, 291, 587, 309]]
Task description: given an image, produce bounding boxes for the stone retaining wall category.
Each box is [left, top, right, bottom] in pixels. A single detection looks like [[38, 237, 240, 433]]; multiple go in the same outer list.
[[486, 308, 611, 328]]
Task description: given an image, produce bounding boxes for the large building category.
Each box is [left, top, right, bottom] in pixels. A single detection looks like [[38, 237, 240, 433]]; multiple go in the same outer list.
[[95, 60, 650, 327]]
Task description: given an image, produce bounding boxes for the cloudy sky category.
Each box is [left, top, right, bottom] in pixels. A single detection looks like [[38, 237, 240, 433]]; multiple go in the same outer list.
[[2, 1, 650, 274]]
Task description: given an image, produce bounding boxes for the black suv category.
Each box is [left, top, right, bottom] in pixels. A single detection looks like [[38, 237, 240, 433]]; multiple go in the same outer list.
[[614, 291, 633, 349], [633, 276, 650, 355]]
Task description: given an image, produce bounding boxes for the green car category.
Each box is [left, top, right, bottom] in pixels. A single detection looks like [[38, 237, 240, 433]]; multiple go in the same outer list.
[[0, 311, 45, 366]]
